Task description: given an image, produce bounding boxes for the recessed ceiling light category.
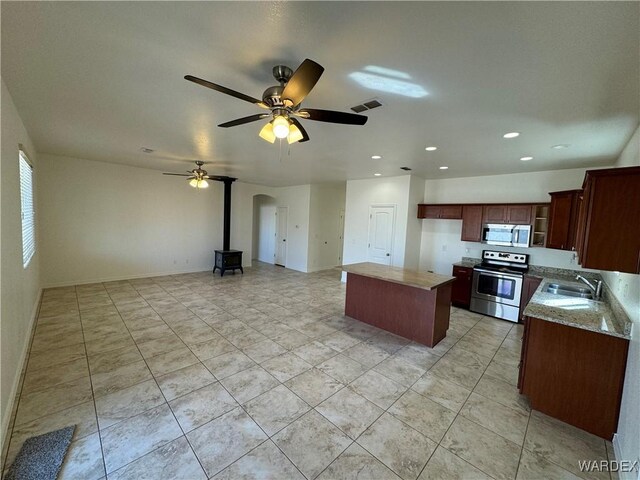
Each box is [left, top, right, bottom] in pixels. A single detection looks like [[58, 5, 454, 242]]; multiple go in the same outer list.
[[439, 166, 449, 170], [371, 155, 382, 159], [425, 146, 437, 151], [503, 132, 520, 139], [140, 147, 154, 153], [374, 173, 382, 176], [551, 144, 570, 149], [520, 156, 533, 161]]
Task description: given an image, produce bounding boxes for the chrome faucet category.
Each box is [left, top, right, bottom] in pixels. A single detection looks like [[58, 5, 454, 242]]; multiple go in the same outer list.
[[576, 274, 603, 300]]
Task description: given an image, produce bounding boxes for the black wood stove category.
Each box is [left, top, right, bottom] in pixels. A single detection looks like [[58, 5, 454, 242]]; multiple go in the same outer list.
[[210, 177, 243, 277]]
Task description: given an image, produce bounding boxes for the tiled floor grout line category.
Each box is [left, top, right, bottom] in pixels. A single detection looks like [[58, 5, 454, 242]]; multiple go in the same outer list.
[[113, 279, 213, 478], [76, 285, 110, 479]]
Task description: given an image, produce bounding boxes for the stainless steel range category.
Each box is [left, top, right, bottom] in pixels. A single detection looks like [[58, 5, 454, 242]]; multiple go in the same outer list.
[[470, 250, 529, 322]]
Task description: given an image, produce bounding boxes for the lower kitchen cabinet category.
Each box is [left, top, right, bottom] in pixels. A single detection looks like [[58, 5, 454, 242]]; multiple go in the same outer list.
[[519, 316, 629, 439], [518, 275, 542, 322], [451, 265, 473, 308]]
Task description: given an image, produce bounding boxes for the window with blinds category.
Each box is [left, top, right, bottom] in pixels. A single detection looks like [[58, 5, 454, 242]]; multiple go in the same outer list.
[[19, 150, 35, 268]]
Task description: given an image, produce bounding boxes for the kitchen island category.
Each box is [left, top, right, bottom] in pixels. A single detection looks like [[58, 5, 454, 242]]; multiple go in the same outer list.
[[342, 262, 455, 347]]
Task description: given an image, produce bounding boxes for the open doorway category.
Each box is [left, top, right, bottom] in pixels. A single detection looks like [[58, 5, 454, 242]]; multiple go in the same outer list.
[[252, 194, 277, 265]]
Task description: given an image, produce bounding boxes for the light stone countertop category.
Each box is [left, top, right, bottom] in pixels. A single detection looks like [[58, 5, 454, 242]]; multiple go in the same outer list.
[[523, 276, 631, 339], [342, 262, 455, 291]]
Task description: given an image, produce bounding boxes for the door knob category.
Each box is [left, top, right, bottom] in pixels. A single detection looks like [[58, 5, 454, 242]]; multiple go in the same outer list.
[[386, 253, 390, 256]]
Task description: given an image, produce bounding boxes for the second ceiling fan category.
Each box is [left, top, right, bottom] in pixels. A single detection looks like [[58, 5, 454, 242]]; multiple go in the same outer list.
[[185, 59, 368, 144]]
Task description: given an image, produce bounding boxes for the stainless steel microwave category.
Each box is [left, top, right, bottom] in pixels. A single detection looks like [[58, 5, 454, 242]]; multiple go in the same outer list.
[[481, 224, 531, 248]]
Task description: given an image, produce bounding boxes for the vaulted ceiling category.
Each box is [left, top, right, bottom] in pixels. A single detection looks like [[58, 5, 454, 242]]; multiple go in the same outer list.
[[2, 1, 638, 186]]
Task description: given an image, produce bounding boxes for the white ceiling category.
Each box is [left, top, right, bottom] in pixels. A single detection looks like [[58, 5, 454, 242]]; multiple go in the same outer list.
[[2, 2, 638, 187]]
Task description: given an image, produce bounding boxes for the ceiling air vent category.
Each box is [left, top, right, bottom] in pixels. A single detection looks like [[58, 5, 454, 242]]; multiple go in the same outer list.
[[350, 98, 383, 113], [400, 167, 412, 171]]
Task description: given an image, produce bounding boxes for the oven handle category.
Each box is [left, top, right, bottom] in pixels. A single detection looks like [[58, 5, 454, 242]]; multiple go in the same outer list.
[[473, 268, 524, 279]]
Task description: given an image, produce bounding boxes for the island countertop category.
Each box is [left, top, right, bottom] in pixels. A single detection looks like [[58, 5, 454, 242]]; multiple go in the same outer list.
[[342, 262, 455, 291]]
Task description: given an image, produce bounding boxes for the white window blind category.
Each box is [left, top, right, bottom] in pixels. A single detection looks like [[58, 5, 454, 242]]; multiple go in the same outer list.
[[19, 150, 35, 268]]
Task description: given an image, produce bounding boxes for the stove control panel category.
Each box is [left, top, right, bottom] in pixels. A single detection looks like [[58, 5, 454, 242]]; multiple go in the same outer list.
[[482, 250, 529, 265]]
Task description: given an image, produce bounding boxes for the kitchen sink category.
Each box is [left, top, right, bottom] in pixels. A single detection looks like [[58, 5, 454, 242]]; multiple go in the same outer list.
[[545, 283, 593, 299]]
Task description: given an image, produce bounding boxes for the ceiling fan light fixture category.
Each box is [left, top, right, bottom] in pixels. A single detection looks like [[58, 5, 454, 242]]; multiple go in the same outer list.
[[272, 115, 290, 139], [259, 122, 276, 143], [189, 178, 209, 189], [287, 123, 304, 144]]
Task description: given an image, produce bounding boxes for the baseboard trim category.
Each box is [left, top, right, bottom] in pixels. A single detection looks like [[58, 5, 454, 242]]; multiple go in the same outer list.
[[0, 288, 42, 469], [42, 266, 217, 289], [612, 434, 639, 480]]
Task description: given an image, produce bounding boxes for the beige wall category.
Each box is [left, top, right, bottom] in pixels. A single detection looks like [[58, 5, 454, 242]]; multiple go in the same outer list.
[[604, 124, 640, 469], [38, 154, 225, 286], [308, 184, 346, 272], [1, 80, 41, 451]]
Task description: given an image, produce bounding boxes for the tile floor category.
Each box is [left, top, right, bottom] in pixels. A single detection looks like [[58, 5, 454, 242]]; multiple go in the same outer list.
[[2, 263, 617, 479]]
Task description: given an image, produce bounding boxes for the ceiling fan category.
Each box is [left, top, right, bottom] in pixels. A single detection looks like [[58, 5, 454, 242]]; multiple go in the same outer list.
[[163, 160, 230, 189], [185, 59, 368, 144]]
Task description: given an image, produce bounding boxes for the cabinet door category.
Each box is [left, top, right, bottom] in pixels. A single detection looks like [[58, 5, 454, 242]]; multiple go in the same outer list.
[[507, 205, 532, 224], [547, 191, 577, 250], [439, 205, 463, 219], [451, 266, 473, 308], [579, 169, 640, 273], [418, 205, 440, 219], [518, 276, 542, 322], [461, 205, 483, 242], [483, 205, 507, 224]]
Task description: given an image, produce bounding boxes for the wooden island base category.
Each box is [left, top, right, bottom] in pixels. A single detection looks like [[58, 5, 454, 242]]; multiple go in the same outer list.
[[344, 268, 453, 348]]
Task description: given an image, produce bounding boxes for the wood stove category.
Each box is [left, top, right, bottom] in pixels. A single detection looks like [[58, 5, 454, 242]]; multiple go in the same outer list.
[[213, 250, 243, 276], [211, 177, 243, 277]]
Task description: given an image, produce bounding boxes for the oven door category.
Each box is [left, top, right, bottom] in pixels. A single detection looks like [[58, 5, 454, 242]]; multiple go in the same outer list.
[[471, 268, 523, 307]]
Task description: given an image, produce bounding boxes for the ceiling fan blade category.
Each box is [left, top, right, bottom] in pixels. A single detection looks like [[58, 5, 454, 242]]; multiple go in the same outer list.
[[281, 59, 324, 107], [184, 75, 269, 108], [218, 113, 270, 128], [299, 108, 368, 125], [163, 173, 193, 176], [289, 117, 310, 143]]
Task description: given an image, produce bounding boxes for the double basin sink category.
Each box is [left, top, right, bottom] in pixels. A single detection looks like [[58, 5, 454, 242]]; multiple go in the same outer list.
[[545, 283, 594, 299]]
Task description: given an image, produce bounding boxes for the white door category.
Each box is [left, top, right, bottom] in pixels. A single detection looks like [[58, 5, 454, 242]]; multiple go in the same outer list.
[[275, 206, 288, 266], [337, 209, 345, 264], [367, 205, 395, 265]]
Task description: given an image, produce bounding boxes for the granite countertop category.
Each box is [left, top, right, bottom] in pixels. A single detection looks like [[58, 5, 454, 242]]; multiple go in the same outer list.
[[452, 259, 478, 269], [523, 276, 632, 339], [343, 262, 455, 291]]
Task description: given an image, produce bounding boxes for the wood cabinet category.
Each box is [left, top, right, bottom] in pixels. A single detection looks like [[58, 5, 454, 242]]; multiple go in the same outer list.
[[483, 204, 532, 224], [451, 265, 473, 308], [519, 316, 629, 439], [418, 202, 549, 244], [518, 275, 542, 322], [546, 190, 581, 250], [507, 204, 532, 224], [461, 205, 483, 242], [417, 204, 462, 219], [575, 166, 640, 273], [483, 204, 508, 223]]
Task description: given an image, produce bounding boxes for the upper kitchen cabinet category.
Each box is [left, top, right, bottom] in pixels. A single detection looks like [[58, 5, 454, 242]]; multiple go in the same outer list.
[[482, 204, 532, 224], [546, 190, 581, 250], [461, 205, 483, 242], [576, 166, 640, 273], [482, 205, 508, 223], [507, 205, 532, 224], [417, 204, 463, 219]]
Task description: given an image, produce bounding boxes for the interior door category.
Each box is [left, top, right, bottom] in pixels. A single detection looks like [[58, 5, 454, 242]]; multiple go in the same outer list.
[[275, 206, 288, 266], [367, 205, 395, 265]]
